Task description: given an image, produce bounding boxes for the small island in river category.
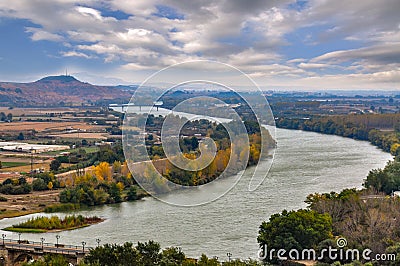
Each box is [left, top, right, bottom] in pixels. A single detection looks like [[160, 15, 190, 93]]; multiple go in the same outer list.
[[3, 214, 104, 233]]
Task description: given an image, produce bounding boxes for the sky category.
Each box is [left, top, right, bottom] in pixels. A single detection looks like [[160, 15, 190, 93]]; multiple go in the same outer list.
[[0, 0, 399, 90]]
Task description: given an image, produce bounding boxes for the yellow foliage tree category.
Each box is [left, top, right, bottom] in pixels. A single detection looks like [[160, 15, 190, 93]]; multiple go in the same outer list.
[[116, 182, 124, 191], [390, 143, 400, 156], [95, 162, 112, 182], [47, 181, 53, 190]]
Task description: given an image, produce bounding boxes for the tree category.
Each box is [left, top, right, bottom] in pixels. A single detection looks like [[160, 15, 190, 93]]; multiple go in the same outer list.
[[160, 247, 185, 265], [50, 159, 61, 171], [364, 160, 400, 194], [258, 209, 332, 263], [108, 183, 122, 203], [137, 240, 162, 265], [127, 186, 138, 201], [95, 162, 112, 181], [32, 178, 48, 191], [47, 181, 53, 190], [22, 254, 70, 266], [6, 113, 12, 121], [113, 161, 122, 173], [197, 254, 219, 266], [391, 143, 400, 156], [17, 132, 25, 140]]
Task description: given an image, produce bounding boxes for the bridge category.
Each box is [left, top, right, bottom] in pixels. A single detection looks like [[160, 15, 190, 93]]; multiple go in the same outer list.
[[0, 238, 91, 266]]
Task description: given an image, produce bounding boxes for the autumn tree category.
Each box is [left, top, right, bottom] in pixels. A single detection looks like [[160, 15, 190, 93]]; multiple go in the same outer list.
[[95, 162, 112, 182]]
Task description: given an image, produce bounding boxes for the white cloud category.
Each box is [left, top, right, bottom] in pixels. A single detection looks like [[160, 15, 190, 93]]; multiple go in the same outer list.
[[61, 50, 94, 59], [313, 44, 400, 64], [25, 27, 63, 41], [298, 63, 335, 69], [0, 0, 399, 89], [76, 6, 103, 21]]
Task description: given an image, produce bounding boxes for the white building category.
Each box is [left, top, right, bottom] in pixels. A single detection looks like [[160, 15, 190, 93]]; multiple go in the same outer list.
[[0, 142, 70, 153]]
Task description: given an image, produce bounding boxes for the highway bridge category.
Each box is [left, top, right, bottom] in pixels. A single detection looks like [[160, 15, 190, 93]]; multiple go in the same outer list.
[[0, 238, 91, 265]]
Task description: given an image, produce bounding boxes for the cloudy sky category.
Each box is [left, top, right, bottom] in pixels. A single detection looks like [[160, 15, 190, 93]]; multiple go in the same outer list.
[[0, 0, 399, 90]]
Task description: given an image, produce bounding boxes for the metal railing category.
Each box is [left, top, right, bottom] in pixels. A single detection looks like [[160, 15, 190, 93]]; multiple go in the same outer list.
[[0, 239, 92, 255]]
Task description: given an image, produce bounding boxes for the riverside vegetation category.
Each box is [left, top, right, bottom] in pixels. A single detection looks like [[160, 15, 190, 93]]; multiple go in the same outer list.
[[0, 116, 274, 217], [257, 113, 400, 265], [4, 215, 103, 233], [56, 117, 274, 207], [23, 241, 262, 266]]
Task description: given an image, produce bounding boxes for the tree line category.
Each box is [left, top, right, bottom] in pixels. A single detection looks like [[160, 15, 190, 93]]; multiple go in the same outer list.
[[23, 240, 262, 266], [276, 114, 400, 154]]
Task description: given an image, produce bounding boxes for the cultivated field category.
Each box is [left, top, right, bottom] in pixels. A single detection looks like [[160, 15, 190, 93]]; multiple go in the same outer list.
[[0, 190, 60, 219], [0, 107, 90, 116], [0, 121, 104, 133], [48, 132, 109, 139]]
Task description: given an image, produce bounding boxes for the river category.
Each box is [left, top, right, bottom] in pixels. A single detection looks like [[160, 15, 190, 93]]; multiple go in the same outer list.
[[0, 128, 392, 260]]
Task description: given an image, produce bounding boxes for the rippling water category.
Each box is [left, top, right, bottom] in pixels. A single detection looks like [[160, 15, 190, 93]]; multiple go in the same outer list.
[[0, 128, 392, 260]]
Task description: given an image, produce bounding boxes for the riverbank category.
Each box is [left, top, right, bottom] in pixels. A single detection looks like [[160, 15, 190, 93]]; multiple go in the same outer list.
[[0, 128, 389, 259], [276, 115, 400, 155], [0, 190, 60, 219], [0, 128, 392, 260]]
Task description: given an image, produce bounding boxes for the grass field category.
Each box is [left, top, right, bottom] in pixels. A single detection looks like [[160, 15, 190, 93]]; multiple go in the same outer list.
[[0, 161, 29, 168], [0, 162, 50, 173], [3, 227, 47, 233], [42, 146, 99, 156]]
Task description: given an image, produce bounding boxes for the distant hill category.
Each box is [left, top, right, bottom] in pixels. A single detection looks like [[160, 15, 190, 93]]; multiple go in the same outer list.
[[36, 75, 79, 83], [0, 75, 133, 106]]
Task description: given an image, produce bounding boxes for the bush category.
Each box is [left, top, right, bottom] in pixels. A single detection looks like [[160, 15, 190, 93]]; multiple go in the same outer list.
[[32, 178, 47, 191], [44, 203, 81, 213], [0, 183, 32, 194]]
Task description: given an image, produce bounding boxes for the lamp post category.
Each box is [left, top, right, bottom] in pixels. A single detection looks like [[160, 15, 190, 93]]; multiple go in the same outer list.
[[56, 235, 60, 247], [18, 233, 21, 243], [96, 238, 101, 247], [227, 252, 232, 262], [82, 241, 86, 253], [1, 234, 5, 246], [40, 238, 45, 249]]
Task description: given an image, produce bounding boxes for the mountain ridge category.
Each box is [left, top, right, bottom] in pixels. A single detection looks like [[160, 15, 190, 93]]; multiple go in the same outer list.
[[0, 75, 132, 106]]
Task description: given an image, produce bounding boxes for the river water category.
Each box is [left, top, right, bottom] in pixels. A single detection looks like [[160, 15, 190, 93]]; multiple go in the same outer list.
[[0, 128, 392, 260]]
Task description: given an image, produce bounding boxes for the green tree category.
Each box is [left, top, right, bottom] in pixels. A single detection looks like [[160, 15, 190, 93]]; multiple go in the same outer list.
[[126, 186, 138, 201], [50, 159, 61, 171], [364, 160, 400, 194], [160, 247, 185, 265], [32, 178, 48, 191], [257, 209, 332, 263], [22, 254, 69, 266], [137, 240, 162, 265], [197, 254, 219, 266], [17, 132, 25, 140], [6, 113, 12, 121], [108, 183, 122, 203]]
